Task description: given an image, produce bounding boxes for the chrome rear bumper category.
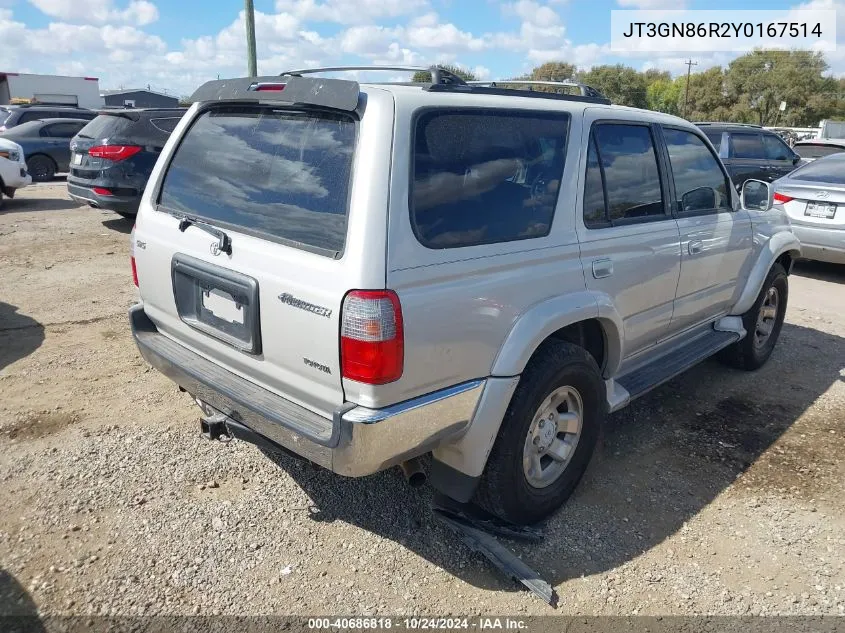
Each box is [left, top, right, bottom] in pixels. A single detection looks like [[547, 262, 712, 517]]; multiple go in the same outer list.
[[129, 304, 484, 476]]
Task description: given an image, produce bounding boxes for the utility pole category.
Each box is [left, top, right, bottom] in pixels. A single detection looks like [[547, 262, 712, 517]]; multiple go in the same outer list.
[[244, 0, 257, 78], [682, 59, 698, 119]]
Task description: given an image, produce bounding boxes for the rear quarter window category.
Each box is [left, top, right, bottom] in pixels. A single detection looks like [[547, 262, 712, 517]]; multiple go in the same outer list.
[[411, 109, 569, 249], [158, 106, 356, 256]]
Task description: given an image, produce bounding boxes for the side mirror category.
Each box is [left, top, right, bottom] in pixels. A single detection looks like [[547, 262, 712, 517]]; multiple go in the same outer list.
[[681, 186, 716, 212], [741, 179, 773, 211], [792, 154, 801, 165]]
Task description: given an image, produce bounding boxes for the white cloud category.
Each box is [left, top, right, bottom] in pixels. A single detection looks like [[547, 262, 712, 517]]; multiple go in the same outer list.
[[28, 0, 158, 25], [275, 0, 427, 24], [616, 0, 689, 8]]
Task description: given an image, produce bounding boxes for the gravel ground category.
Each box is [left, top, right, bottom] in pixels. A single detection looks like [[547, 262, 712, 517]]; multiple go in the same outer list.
[[1, 182, 844, 617]]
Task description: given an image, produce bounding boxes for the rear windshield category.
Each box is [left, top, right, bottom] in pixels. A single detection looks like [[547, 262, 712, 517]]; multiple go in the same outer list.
[[789, 157, 845, 184], [821, 121, 845, 138], [77, 114, 134, 139], [794, 143, 845, 159], [158, 106, 355, 256]]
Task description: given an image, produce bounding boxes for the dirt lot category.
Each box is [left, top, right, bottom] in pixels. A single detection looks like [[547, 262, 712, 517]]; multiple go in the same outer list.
[[1, 181, 844, 617]]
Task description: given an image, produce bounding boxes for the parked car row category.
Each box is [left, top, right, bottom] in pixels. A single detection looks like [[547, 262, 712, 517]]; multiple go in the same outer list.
[[67, 108, 185, 216], [0, 103, 185, 216]]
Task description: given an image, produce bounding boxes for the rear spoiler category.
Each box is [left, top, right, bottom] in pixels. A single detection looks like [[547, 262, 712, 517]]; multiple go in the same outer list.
[[189, 76, 359, 112]]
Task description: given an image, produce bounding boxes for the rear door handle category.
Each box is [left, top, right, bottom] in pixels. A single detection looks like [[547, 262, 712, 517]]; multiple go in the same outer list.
[[592, 258, 613, 279], [688, 240, 704, 255]]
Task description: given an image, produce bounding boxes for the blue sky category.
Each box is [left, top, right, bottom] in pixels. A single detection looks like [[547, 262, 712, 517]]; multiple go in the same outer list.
[[0, 0, 842, 96]]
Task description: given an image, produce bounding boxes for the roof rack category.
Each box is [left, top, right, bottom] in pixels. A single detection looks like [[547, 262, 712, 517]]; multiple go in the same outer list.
[[694, 121, 763, 128], [466, 80, 606, 99], [428, 80, 611, 105], [280, 65, 468, 86]]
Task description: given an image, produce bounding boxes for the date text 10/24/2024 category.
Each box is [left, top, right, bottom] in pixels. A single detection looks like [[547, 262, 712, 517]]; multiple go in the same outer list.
[[307, 618, 528, 630]]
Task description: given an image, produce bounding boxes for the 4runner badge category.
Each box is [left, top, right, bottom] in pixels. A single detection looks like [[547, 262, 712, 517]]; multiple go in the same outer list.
[[277, 293, 332, 318]]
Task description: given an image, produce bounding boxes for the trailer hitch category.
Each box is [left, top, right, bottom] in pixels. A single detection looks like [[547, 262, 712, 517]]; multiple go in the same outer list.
[[432, 494, 558, 608]]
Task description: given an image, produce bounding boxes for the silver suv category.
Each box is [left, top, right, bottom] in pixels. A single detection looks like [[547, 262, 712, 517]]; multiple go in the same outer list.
[[130, 66, 801, 525]]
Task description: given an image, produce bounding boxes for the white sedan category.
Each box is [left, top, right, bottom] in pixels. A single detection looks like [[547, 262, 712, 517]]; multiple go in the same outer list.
[[0, 137, 32, 208]]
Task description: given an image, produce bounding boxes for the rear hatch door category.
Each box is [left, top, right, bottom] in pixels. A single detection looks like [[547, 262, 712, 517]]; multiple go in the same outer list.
[[70, 112, 137, 179], [133, 101, 382, 419]]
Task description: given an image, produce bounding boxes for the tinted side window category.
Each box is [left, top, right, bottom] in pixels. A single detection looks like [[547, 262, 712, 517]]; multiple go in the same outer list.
[[762, 134, 792, 160], [731, 133, 765, 159], [412, 110, 569, 249], [663, 128, 731, 214], [18, 112, 41, 124], [44, 122, 85, 137], [583, 134, 607, 228], [703, 130, 722, 151], [593, 123, 664, 222]]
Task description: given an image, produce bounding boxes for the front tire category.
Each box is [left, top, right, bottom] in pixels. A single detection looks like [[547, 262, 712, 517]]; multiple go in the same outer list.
[[718, 262, 788, 370], [474, 340, 605, 525]]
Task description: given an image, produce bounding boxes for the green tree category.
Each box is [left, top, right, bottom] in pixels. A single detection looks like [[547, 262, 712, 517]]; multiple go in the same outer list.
[[495, 62, 579, 93], [681, 67, 733, 122], [578, 65, 648, 108], [725, 50, 829, 126], [525, 62, 577, 82], [646, 78, 682, 115], [411, 64, 477, 83]]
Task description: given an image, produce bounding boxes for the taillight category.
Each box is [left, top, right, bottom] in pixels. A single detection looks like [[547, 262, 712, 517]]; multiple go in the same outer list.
[[773, 192, 794, 204], [341, 290, 403, 384], [92, 187, 113, 196], [88, 145, 142, 161], [130, 224, 138, 287]]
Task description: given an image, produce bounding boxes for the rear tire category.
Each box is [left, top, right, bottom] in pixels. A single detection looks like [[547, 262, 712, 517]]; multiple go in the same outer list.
[[27, 155, 56, 182], [474, 340, 605, 525], [718, 263, 788, 370]]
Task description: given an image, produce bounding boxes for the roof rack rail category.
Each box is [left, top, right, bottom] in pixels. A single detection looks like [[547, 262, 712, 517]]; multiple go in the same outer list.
[[427, 80, 611, 105], [694, 121, 762, 128], [280, 65, 468, 86], [466, 80, 606, 99]]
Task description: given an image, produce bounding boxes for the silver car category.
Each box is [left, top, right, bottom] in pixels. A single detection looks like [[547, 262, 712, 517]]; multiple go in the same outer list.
[[129, 66, 801, 525], [774, 154, 845, 265]]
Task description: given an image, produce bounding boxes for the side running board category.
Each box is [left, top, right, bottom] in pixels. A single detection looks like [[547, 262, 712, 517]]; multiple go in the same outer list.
[[617, 329, 741, 401]]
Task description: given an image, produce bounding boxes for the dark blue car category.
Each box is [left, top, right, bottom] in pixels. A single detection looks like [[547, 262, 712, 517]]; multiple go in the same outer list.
[[67, 108, 186, 217], [0, 118, 89, 181]]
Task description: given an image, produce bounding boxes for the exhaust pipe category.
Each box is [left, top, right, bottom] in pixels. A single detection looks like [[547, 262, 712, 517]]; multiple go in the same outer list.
[[399, 458, 426, 488]]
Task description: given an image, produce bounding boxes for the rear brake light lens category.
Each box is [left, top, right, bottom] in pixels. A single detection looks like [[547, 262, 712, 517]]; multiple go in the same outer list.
[[341, 290, 403, 384], [773, 192, 793, 204], [92, 187, 113, 196], [88, 145, 142, 161], [251, 83, 286, 91]]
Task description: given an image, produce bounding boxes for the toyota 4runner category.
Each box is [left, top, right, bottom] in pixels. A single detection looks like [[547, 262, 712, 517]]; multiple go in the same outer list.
[[130, 67, 801, 525]]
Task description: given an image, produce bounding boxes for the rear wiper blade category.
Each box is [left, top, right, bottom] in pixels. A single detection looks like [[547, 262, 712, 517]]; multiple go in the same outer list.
[[176, 216, 232, 255]]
